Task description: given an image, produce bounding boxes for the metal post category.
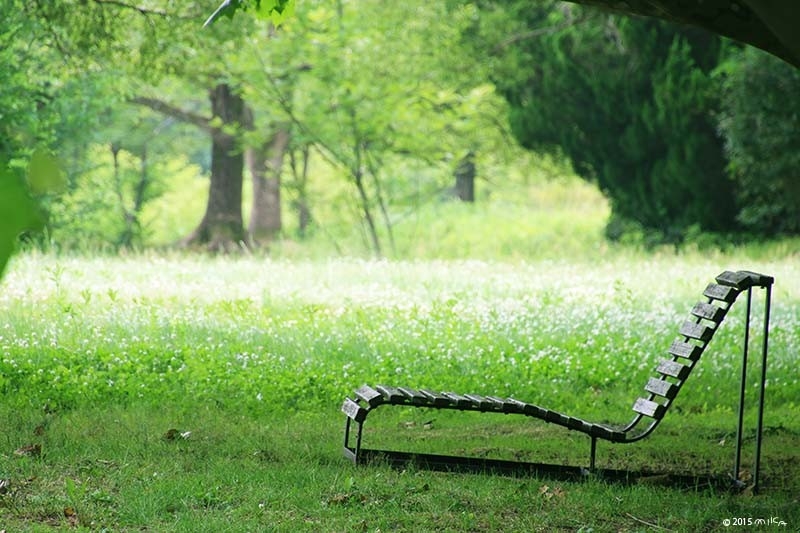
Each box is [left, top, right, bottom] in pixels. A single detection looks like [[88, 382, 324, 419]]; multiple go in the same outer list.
[[733, 288, 752, 484], [355, 421, 364, 463], [753, 284, 772, 493]]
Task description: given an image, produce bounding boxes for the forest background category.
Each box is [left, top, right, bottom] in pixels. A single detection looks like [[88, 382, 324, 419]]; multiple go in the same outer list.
[[2, 0, 799, 259]]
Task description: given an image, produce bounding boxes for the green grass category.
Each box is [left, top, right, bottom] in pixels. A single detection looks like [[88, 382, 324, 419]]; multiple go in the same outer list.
[[1, 253, 799, 531]]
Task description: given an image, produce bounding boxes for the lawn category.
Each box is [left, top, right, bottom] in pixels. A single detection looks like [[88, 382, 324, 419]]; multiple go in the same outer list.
[[1, 252, 798, 531]]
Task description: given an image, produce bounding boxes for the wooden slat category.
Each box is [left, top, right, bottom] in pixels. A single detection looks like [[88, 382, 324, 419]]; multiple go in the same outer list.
[[375, 385, 405, 403], [703, 283, 737, 303], [633, 398, 667, 419], [355, 385, 384, 407], [668, 340, 703, 361], [442, 392, 472, 408], [590, 424, 624, 442], [341, 398, 368, 423], [679, 321, 714, 342], [657, 359, 691, 380], [545, 411, 571, 425], [486, 396, 514, 412], [645, 377, 679, 399], [419, 389, 451, 407], [566, 417, 593, 433], [464, 394, 494, 410], [397, 387, 427, 405], [691, 302, 726, 323], [716, 270, 774, 290], [507, 398, 549, 419]]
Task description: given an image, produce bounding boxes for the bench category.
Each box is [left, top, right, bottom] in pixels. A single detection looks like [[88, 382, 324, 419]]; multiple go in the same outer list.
[[342, 270, 774, 490]]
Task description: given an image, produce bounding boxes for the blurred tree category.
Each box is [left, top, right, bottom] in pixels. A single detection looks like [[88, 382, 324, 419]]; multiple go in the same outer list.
[[0, 0, 120, 252], [242, 0, 514, 255], [468, 1, 737, 242], [718, 47, 800, 235], [20, 1, 286, 251]]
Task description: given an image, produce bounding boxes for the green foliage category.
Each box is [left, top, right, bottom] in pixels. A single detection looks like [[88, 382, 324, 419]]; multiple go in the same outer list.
[[47, 144, 206, 250], [0, 168, 42, 276], [1, 254, 797, 411], [717, 47, 800, 235], [471, 3, 737, 242], [1, 402, 796, 530], [11, 0, 799, 255], [205, 0, 295, 27], [233, 0, 518, 255], [0, 256, 798, 529]]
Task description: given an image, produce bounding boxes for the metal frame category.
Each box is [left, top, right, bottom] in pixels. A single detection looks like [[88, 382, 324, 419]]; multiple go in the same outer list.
[[342, 270, 774, 491], [733, 281, 772, 492]]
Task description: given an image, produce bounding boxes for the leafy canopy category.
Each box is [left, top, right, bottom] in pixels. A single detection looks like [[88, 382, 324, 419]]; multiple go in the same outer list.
[[205, 0, 295, 27]]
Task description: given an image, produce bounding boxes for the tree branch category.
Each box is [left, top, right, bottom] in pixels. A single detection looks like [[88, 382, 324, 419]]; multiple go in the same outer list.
[[493, 16, 590, 53], [91, 0, 169, 17], [130, 96, 214, 133]]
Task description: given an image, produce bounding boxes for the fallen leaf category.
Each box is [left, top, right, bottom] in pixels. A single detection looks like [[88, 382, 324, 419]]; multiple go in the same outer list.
[[538, 484, 565, 500], [163, 428, 191, 441], [64, 506, 79, 527], [14, 444, 41, 457], [327, 493, 351, 505]]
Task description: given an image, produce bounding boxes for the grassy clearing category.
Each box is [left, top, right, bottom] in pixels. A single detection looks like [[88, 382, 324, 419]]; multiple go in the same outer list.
[[1, 253, 799, 531]]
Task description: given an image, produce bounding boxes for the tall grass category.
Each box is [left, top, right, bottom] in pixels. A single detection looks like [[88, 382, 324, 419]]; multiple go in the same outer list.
[[4, 171, 799, 530], [1, 253, 798, 530], [2, 253, 797, 413]]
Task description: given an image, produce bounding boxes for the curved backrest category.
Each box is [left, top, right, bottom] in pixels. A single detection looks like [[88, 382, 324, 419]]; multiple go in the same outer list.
[[622, 270, 774, 441]]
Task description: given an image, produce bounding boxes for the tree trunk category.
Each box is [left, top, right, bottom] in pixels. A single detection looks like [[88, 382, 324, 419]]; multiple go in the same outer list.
[[351, 141, 381, 257], [184, 83, 246, 252], [246, 124, 290, 246], [454, 151, 476, 202], [289, 145, 312, 238]]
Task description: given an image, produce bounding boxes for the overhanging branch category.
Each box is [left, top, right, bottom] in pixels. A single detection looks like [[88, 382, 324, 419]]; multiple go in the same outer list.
[[131, 96, 215, 133], [493, 15, 590, 53], [92, 0, 168, 16]]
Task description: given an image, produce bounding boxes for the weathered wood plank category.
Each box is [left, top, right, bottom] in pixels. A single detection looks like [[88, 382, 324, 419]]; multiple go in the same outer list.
[[398, 387, 428, 405], [691, 302, 726, 323], [355, 385, 384, 407], [645, 377, 679, 399], [420, 389, 451, 407], [464, 393, 494, 410], [703, 283, 737, 303], [342, 398, 369, 423], [679, 321, 714, 342], [668, 340, 703, 360], [633, 398, 666, 419], [375, 385, 405, 403], [442, 391, 472, 408], [657, 359, 691, 380]]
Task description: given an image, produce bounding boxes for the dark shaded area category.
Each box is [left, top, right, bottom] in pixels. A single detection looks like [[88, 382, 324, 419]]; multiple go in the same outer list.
[[568, 0, 800, 68]]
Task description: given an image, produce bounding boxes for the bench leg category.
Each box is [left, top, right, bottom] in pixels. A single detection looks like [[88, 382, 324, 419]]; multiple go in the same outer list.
[[753, 284, 772, 493], [733, 288, 752, 485], [344, 417, 365, 464], [733, 285, 771, 493], [590, 437, 597, 470]]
